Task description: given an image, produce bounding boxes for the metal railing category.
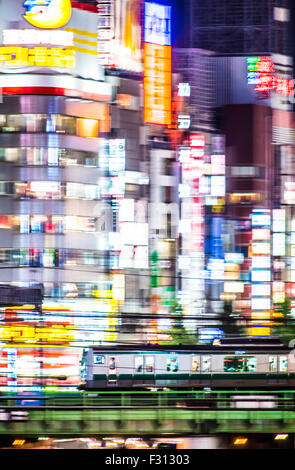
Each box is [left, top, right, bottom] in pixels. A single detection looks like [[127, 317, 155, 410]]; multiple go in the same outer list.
[[0, 390, 295, 436]]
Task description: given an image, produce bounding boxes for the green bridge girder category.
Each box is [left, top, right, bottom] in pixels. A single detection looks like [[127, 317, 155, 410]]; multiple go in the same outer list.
[[1, 390, 295, 437], [1, 408, 295, 436]]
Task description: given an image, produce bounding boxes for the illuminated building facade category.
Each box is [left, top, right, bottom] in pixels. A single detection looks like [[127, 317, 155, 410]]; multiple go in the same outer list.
[[0, 0, 114, 390], [173, 50, 226, 328], [0, 0, 150, 390], [172, 0, 295, 337]]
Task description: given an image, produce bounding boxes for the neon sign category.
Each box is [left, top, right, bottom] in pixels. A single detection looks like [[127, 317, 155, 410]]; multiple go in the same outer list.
[[247, 56, 294, 96], [178, 83, 190, 97], [189, 134, 205, 158], [23, 0, 72, 29], [178, 115, 191, 129], [0, 46, 75, 69], [144, 2, 171, 125]]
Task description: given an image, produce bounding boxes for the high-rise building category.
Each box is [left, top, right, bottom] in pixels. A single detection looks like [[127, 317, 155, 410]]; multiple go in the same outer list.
[[175, 0, 292, 56]]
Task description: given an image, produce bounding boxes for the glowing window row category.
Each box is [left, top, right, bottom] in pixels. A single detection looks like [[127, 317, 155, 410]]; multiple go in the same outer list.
[[0, 147, 98, 167], [94, 355, 288, 373], [0, 181, 100, 200], [0, 248, 108, 268], [0, 215, 96, 233], [230, 166, 264, 178], [228, 193, 262, 204], [0, 114, 110, 137], [8, 281, 114, 299]]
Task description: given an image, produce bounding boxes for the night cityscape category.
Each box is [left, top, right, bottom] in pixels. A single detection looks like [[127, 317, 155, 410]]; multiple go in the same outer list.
[[0, 0, 295, 455]]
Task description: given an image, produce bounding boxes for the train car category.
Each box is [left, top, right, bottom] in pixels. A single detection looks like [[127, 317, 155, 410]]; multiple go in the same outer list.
[[80, 339, 295, 390]]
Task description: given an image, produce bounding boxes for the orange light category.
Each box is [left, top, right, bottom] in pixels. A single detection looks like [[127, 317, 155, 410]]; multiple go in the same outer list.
[[225, 263, 239, 272], [13, 440, 26, 446], [251, 311, 271, 319], [117, 94, 132, 108], [224, 271, 240, 280], [220, 293, 236, 300], [76, 118, 99, 138], [234, 438, 248, 446]]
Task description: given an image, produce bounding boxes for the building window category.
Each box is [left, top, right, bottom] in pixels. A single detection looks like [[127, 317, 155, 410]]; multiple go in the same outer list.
[[224, 356, 256, 372], [192, 357, 200, 372], [279, 356, 288, 372], [135, 356, 143, 373], [231, 166, 264, 178], [94, 354, 105, 365], [229, 193, 261, 204], [166, 356, 178, 372], [108, 357, 116, 370]]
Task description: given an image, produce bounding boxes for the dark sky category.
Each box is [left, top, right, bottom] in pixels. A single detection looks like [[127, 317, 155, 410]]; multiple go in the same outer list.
[[290, 2, 295, 64]]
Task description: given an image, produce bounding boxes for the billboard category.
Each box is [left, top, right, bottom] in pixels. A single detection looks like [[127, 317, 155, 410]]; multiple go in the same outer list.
[[0, 0, 104, 81], [247, 56, 293, 97], [23, 0, 72, 29]]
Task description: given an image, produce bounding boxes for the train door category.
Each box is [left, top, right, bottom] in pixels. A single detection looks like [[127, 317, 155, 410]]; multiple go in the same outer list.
[[135, 356, 144, 374], [134, 355, 144, 385], [166, 356, 179, 372], [269, 356, 278, 373], [201, 356, 211, 373], [145, 356, 155, 383], [107, 356, 117, 384]]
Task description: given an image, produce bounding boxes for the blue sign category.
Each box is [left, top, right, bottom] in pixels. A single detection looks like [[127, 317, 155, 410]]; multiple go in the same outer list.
[[251, 214, 271, 227], [199, 328, 224, 343], [144, 2, 171, 46]]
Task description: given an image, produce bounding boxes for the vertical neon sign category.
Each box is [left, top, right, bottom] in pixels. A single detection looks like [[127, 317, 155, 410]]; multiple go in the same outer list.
[[144, 2, 171, 125]]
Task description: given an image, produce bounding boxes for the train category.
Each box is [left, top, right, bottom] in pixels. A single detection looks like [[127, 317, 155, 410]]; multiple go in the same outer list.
[[79, 337, 295, 390]]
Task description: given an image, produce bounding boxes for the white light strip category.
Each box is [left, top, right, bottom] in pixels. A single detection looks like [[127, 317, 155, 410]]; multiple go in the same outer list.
[[3, 30, 74, 47], [0, 73, 112, 100]]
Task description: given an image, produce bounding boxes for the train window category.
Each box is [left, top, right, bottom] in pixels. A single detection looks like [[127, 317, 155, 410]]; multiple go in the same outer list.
[[94, 354, 105, 365], [135, 356, 144, 373], [269, 356, 277, 372], [192, 356, 200, 372], [167, 357, 178, 372], [224, 356, 256, 372], [108, 357, 116, 370], [145, 356, 154, 373], [201, 356, 211, 372], [279, 356, 288, 372]]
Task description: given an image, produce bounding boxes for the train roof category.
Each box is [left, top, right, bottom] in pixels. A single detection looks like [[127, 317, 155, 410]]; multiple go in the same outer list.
[[218, 337, 283, 345], [89, 340, 289, 353]]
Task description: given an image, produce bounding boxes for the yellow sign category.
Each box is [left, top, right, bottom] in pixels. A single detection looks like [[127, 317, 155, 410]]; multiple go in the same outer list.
[[249, 327, 270, 336], [0, 324, 75, 345], [23, 0, 72, 29], [13, 440, 26, 447], [0, 46, 75, 69]]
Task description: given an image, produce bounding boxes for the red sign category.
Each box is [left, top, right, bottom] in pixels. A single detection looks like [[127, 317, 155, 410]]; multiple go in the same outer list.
[[189, 133, 205, 159]]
